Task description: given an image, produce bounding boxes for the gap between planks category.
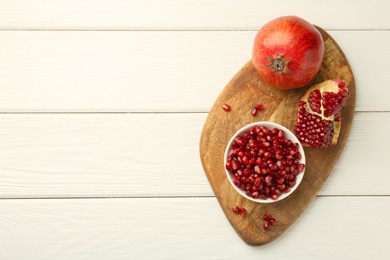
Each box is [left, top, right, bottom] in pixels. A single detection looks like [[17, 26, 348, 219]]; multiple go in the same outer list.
[[0, 111, 387, 114], [0, 195, 389, 201], [0, 29, 389, 32]]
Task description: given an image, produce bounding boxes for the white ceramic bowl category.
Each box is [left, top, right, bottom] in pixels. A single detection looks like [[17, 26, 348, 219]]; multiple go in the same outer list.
[[224, 121, 306, 203]]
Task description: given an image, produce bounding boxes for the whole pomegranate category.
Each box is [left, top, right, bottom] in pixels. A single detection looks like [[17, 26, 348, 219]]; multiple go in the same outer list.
[[252, 16, 324, 89], [294, 79, 349, 148]]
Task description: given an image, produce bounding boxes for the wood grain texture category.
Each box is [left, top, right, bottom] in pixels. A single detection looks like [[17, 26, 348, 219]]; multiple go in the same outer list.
[[1, 113, 390, 198], [0, 0, 389, 30], [0, 31, 388, 112], [0, 197, 389, 260], [200, 28, 355, 245]]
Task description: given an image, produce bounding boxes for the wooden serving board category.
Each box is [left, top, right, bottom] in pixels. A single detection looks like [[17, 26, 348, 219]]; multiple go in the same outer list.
[[199, 27, 356, 245]]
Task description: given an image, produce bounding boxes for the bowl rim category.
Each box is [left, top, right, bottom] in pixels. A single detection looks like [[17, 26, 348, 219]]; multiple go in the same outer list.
[[224, 121, 306, 203]]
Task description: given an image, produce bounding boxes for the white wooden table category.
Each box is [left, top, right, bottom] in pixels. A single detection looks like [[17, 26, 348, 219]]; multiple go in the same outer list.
[[0, 1, 389, 259]]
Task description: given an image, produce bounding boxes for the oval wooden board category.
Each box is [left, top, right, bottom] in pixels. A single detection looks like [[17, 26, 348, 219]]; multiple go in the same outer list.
[[199, 27, 356, 245]]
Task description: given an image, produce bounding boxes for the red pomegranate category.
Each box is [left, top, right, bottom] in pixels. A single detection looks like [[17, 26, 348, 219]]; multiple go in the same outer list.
[[252, 16, 324, 89], [294, 79, 350, 148]]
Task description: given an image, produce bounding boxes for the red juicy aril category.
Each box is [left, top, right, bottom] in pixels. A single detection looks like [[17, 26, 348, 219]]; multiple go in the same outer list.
[[226, 126, 305, 200], [294, 79, 349, 148]]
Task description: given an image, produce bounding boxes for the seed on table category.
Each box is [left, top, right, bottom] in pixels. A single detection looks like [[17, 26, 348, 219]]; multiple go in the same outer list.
[[256, 104, 264, 111], [251, 108, 258, 117], [222, 104, 231, 112]]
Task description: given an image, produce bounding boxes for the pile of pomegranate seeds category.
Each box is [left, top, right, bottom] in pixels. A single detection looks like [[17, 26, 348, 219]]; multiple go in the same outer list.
[[226, 125, 305, 200], [250, 104, 264, 117], [222, 104, 232, 112], [232, 205, 247, 217], [263, 213, 276, 231]]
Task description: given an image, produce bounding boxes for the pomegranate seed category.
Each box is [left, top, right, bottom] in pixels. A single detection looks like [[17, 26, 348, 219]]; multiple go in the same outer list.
[[222, 104, 231, 112], [236, 138, 243, 146], [288, 180, 296, 187], [265, 176, 272, 184], [263, 213, 271, 220], [240, 176, 248, 183], [269, 218, 277, 226], [263, 151, 271, 159], [256, 104, 264, 111], [276, 177, 284, 184], [249, 158, 256, 165], [298, 164, 305, 172], [251, 108, 258, 117], [250, 150, 257, 157], [278, 130, 284, 138], [270, 193, 278, 200], [242, 156, 249, 165], [251, 191, 259, 198], [232, 205, 240, 214], [263, 221, 270, 230], [263, 142, 271, 148], [254, 177, 261, 187], [226, 162, 232, 171], [255, 158, 262, 166], [231, 159, 239, 170], [239, 208, 247, 217]]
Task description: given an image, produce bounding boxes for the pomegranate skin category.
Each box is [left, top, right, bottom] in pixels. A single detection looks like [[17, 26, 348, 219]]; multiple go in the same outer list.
[[252, 16, 324, 89]]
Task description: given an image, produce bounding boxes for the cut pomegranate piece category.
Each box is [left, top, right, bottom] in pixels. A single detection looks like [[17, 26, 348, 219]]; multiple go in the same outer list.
[[294, 79, 349, 148]]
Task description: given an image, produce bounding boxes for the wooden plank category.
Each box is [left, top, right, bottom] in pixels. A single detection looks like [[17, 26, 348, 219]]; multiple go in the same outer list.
[[0, 31, 388, 112], [0, 0, 389, 30], [0, 197, 388, 259], [0, 113, 387, 198]]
